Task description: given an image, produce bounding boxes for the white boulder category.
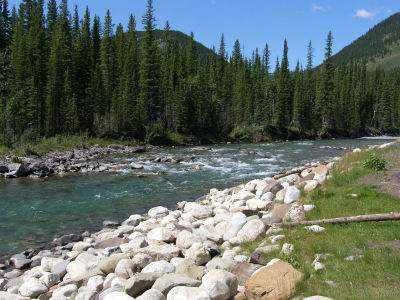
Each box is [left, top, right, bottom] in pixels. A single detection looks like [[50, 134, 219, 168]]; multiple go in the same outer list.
[[284, 186, 301, 204]]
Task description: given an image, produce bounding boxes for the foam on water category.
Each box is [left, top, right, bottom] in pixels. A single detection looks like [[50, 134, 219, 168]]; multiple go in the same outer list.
[[0, 138, 394, 260]]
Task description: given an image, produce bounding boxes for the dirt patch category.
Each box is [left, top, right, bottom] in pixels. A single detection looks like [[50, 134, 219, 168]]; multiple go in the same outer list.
[[358, 146, 400, 198], [367, 240, 400, 250]]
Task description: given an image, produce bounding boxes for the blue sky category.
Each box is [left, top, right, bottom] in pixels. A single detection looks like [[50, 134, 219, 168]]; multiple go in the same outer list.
[[8, 0, 400, 68]]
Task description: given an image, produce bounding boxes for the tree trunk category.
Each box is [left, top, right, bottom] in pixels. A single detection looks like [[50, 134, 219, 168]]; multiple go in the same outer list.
[[273, 164, 319, 180], [280, 212, 400, 226]]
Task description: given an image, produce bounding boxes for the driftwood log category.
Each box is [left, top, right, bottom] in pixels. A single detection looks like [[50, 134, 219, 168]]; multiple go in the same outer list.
[[273, 164, 320, 180], [279, 212, 400, 226]]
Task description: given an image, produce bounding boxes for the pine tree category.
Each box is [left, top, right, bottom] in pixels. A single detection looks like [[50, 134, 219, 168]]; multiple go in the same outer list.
[[316, 31, 335, 131], [122, 14, 140, 136], [111, 23, 125, 133], [232, 39, 241, 68], [215, 33, 227, 128], [139, 0, 160, 138], [89, 15, 103, 132], [160, 20, 171, 129], [46, 0, 71, 135], [304, 41, 315, 130], [380, 75, 394, 131], [262, 43, 271, 125], [71, 5, 79, 44], [0, 0, 11, 50], [45, 0, 57, 40], [100, 9, 115, 130], [74, 6, 92, 132], [24, 0, 47, 137], [276, 39, 290, 129], [254, 49, 265, 125]]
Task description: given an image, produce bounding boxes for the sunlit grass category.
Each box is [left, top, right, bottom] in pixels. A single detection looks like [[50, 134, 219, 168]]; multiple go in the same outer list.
[[238, 146, 400, 299]]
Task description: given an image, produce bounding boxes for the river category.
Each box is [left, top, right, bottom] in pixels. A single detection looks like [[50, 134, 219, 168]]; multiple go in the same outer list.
[[0, 139, 392, 260]]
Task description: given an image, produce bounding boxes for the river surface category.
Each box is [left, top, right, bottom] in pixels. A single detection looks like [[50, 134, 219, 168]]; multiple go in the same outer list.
[[0, 139, 392, 260]]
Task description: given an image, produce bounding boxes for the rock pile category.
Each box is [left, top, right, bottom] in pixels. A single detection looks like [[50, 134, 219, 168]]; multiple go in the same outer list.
[[0, 145, 147, 179], [0, 156, 341, 299]]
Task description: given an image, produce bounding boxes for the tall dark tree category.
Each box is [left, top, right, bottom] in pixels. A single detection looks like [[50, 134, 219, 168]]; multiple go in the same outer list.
[[46, 0, 71, 135], [100, 9, 115, 130], [45, 0, 57, 39], [122, 14, 140, 136], [316, 31, 335, 131], [139, 0, 160, 138], [90, 15, 103, 132], [276, 39, 290, 129], [73, 6, 92, 132]]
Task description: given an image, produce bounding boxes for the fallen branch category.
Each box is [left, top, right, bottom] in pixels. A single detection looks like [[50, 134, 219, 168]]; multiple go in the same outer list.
[[273, 164, 319, 180], [279, 212, 400, 226]]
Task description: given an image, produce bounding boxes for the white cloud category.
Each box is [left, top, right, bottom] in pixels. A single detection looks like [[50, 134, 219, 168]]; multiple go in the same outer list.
[[355, 9, 378, 19], [387, 9, 393, 14], [312, 4, 325, 12]]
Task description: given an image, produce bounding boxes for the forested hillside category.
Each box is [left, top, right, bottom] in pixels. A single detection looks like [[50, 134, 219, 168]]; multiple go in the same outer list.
[[136, 30, 212, 62], [0, 0, 400, 147], [332, 13, 400, 70]]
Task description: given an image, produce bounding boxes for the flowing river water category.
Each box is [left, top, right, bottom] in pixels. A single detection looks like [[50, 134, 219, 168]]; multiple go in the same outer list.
[[0, 139, 393, 260]]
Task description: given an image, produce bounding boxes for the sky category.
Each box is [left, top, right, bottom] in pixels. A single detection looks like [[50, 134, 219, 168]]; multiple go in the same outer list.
[[8, 0, 400, 69]]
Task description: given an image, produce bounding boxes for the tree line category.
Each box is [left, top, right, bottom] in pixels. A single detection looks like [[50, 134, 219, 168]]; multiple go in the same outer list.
[[0, 0, 400, 146]]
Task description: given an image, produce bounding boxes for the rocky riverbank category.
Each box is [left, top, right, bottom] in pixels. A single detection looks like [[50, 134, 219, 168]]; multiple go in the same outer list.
[[0, 141, 395, 300], [0, 145, 149, 179], [0, 142, 357, 180]]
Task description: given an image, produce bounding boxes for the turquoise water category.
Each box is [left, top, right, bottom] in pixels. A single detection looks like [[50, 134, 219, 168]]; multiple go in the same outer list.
[[0, 139, 391, 260]]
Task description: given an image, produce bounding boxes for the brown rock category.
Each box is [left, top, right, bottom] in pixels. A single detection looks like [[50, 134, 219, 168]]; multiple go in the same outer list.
[[235, 292, 246, 300], [249, 245, 280, 265], [245, 261, 303, 300], [266, 182, 284, 194], [230, 262, 263, 285], [313, 165, 328, 176], [303, 173, 315, 181], [94, 237, 127, 249], [261, 203, 291, 225]]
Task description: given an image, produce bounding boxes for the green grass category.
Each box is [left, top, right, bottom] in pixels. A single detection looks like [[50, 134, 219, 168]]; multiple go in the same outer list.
[[238, 147, 400, 299], [0, 134, 140, 157]]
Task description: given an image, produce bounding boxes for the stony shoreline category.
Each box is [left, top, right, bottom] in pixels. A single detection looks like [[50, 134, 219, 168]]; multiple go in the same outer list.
[[0, 140, 363, 180], [0, 141, 395, 300], [0, 144, 151, 179]]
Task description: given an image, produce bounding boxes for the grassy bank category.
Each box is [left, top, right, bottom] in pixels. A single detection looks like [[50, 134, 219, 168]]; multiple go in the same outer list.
[[0, 135, 140, 157], [239, 146, 400, 299]]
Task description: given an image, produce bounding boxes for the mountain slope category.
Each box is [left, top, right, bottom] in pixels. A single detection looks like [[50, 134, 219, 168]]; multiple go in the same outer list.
[[332, 12, 400, 70], [137, 30, 212, 60]]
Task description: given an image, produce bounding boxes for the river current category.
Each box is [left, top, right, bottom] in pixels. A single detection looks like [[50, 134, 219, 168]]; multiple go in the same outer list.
[[0, 139, 392, 260]]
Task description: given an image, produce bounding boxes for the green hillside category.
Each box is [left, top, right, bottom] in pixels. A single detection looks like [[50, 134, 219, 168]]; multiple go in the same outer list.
[[137, 30, 213, 60], [332, 12, 400, 70]]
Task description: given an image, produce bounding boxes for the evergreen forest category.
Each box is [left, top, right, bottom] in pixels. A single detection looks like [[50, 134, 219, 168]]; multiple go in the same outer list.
[[1, 0, 400, 146]]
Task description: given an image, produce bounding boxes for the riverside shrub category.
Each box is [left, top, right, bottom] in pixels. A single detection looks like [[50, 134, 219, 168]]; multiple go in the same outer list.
[[362, 154, 387, 171]]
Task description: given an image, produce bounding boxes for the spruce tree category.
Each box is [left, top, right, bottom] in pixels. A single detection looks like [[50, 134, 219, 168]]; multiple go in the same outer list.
[[0, 0, 11, 50], [122, 14, 140, 136], [100, 9, 115, 130], [305, 40, 315, 130], [89, 15, 103, 131], [139, 0, 160, 138], [25, 0, 47, 137], [160, 20, 171, 129], [46, 0, 71, 135], [74, 6, 92, 132], [111, 23, 125, 133], [316, 31, 335, 131], [45, 0, 57, 39], [276, 39, 290, 129]]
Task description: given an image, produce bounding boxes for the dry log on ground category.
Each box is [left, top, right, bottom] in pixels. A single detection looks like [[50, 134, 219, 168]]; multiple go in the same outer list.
[[273, 164, 319, 180], [278, 212, 400, 226]]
